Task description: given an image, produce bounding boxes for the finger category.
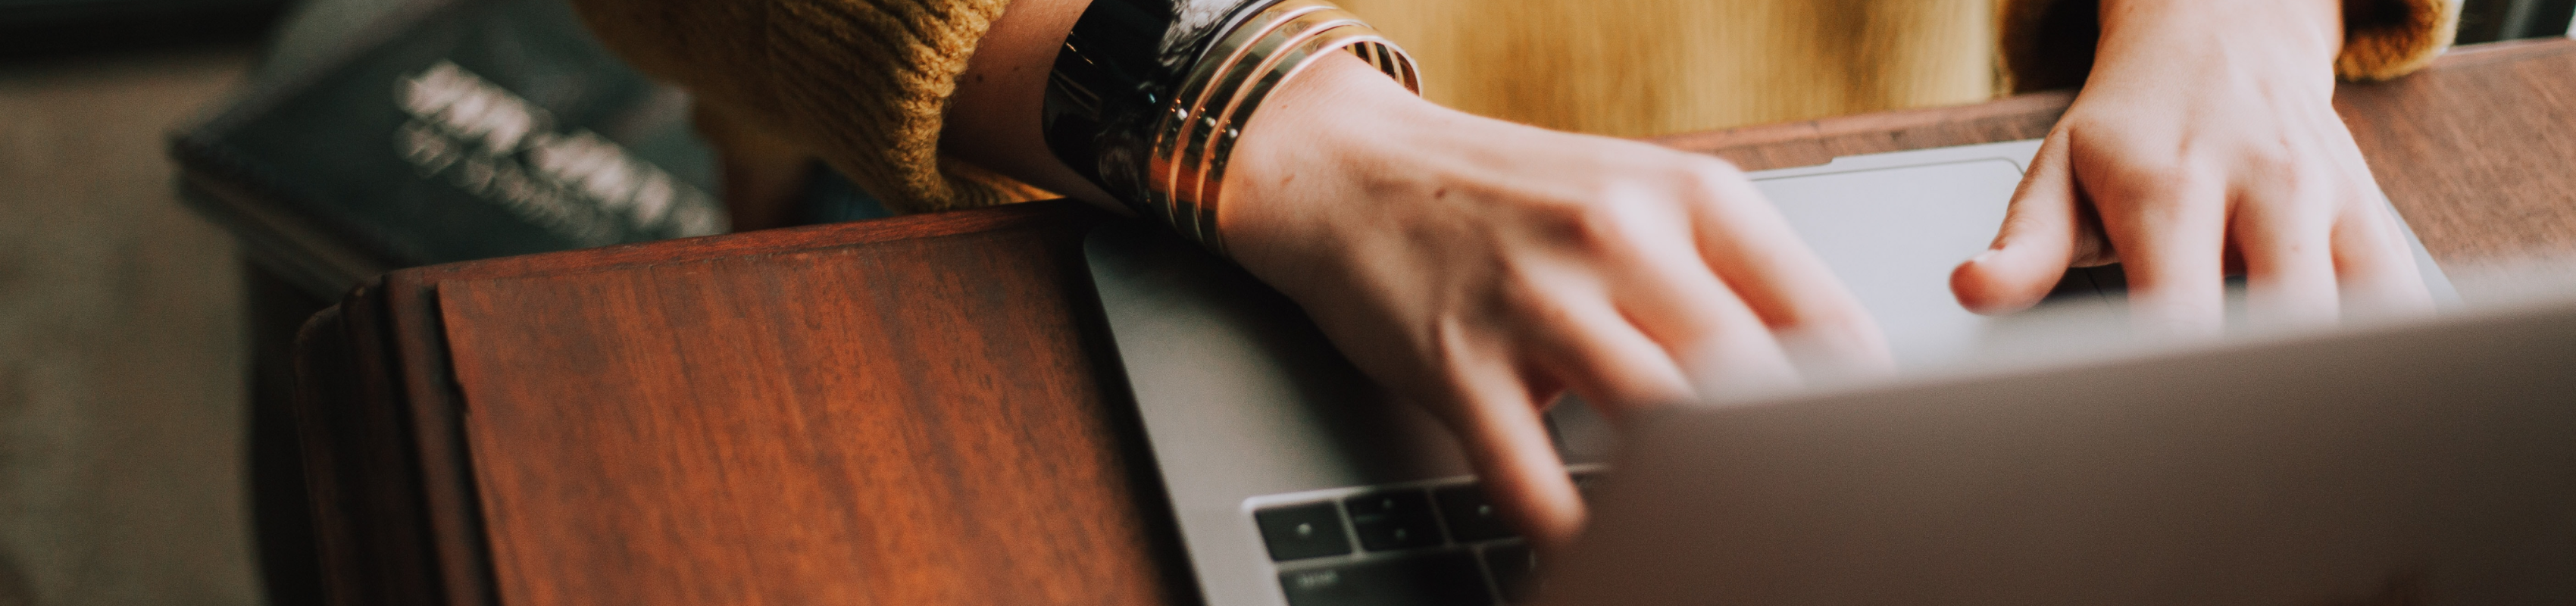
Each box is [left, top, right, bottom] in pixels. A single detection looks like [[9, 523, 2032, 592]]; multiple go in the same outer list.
[[2232, 183, 2341, 329], [1612, 267, 1804, 403], [1442, 358, 1586, 550], [2331, 192, 2435, 319], [1953, 131, 2084, 315], [2099, 175, 2230, 337], [1571, 192, 1808, 400], [1680, 161, 1892, 376], [1527, 289, 1699, 411]]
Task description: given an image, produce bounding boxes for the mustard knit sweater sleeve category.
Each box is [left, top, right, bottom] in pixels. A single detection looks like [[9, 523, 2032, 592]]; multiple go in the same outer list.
[[571, 0, 2461, 214], [567, 0, 1033, 214]]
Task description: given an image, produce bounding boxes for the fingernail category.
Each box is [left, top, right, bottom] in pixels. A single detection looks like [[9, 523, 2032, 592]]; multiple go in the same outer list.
[[1968, 249, 1998, 266]]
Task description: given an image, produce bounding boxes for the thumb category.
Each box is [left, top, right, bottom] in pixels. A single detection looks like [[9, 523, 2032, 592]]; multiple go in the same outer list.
[[1952, 133, 2083, 315]]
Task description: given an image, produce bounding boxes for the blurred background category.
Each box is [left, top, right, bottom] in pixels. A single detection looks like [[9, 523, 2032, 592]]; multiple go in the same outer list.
[[0, 0, 2568, 604]]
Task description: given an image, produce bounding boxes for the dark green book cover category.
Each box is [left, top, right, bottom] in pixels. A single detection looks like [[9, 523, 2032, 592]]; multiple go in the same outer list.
[[174, 0, 725, 297]]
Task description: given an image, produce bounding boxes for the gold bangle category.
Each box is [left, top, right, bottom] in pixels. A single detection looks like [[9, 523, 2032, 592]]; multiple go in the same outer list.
[[1149, 0, 1339, 233], [1190, 27, 1409, 251], [1171, 13, 1366, 245], [1143, 0, 1419, 253]]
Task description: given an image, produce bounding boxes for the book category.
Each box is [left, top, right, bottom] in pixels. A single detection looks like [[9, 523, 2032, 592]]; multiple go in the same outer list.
[[173, 0, 729, 298]]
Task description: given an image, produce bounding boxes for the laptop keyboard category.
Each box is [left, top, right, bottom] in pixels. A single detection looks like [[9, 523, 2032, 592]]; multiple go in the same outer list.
[[1249, 472, 1599, 606]]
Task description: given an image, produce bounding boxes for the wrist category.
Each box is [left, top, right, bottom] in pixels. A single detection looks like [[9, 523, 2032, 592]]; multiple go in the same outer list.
[[1219, 53, 1444, 272], [2091, 0, 2346, 89], [2099, 0, 2343, 36]]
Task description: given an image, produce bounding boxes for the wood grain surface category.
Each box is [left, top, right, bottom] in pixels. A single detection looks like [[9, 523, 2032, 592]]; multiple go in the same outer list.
[[436, 218, 1177, 605], [293, 39, 2576, 606], [2336, 39, 2576, 265], [1650, 90, 2072, 170]]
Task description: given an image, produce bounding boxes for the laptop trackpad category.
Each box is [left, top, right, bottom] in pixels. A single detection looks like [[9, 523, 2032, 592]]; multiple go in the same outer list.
[[1758, 157, 2037, 368]]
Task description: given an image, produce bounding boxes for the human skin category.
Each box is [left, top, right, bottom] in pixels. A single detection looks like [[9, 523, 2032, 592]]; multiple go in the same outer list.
[[939, 0, 2428, 550], [1952, 0, 2432, 332]]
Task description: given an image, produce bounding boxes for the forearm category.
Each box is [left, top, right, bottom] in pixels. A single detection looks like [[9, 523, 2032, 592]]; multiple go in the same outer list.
[[2090, 0, 2344, 95], [943, 0, 1118, 207], [2096, 0, 2343, 63]]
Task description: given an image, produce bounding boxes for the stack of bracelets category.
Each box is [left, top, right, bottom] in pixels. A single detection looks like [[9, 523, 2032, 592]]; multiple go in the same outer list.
[[1043, 0, 1421, 254]]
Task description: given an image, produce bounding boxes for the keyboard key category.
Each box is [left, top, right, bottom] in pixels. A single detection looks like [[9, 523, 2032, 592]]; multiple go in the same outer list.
[[1255, 501, 1354, 561], [1480, 542, 1539, 604], [1344, 489, 1443, 551], [1278, 551, 1495, 606], [1431, 484, 1515, 543]]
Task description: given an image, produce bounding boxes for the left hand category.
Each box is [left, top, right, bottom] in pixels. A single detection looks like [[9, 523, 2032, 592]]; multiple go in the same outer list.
[[1950, 0, 2432, 333]]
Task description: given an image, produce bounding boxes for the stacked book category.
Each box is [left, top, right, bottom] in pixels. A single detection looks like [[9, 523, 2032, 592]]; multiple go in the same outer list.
[[173, 0, 736, 298]]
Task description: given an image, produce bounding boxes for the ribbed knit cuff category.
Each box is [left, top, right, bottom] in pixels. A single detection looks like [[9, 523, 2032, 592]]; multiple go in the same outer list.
[[2336, 0, 2462, 80], [1999, 0, 2463, 92], [761, 0, 1052, 212], [572, 0, 1046, 214]]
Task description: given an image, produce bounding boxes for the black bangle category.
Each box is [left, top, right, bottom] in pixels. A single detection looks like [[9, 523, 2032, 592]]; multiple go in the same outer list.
[[1043, 0, 1268, 207], [1043, 0, 1417, 251]]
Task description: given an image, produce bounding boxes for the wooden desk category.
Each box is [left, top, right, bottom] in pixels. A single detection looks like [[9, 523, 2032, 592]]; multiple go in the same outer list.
[[292, 39, 2576, 606]]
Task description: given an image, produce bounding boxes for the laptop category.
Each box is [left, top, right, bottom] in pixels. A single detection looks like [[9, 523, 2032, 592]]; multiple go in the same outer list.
[[1080, 140, 2532, 606], [1541, 292, 2576, 605]]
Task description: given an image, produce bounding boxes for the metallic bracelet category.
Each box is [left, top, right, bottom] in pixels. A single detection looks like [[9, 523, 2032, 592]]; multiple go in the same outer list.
[[1043, 0, 1419, 253]]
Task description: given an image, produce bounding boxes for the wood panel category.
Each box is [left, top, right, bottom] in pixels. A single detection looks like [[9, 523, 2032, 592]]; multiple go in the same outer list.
[[295, 292, 450, 606], [2338, 39, 2576, 265], [433, 223, 1177, 605], [296, 201, 1181, 606], [1651, 90, 2071, 170]]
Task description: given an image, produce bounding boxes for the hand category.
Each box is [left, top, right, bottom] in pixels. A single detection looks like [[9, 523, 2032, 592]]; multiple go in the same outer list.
[[1951, 0, 2432, 333], [1221, 56, 1891, 548]]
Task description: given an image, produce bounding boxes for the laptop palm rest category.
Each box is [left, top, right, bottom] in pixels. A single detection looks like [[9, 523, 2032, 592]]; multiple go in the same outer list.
[[1087, 223, 1615, 604], [1089, 222, 1479, 493]]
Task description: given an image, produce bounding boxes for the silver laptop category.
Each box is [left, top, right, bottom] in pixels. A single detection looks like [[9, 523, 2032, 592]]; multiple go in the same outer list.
[[1081, 140, 2519, 606], [1539, 292, 2576, 605]]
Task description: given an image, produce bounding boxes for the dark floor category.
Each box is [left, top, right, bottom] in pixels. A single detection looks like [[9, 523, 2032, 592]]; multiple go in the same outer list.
[[0, 46, 264, 605]]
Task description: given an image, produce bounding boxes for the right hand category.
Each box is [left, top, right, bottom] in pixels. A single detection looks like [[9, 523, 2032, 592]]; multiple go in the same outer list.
[[1219, 55, 1892, 548]]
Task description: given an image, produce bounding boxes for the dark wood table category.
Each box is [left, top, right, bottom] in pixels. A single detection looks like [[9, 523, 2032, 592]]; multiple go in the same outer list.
[[292, 39, 2576, 606]]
